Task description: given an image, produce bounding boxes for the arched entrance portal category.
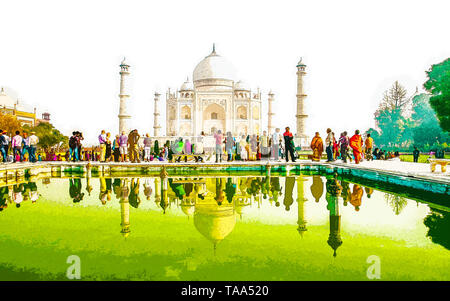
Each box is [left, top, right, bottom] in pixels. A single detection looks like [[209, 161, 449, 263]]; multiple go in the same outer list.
[[203, 103, 226, 135]]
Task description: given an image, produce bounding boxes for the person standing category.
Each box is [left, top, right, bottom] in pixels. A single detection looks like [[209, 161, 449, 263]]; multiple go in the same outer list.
[[2, 131, 10, 162], [119, 131, 128, 162], [350, 130, 363, 164], [271, 128, 281, 161], [0, 131, 8, 163], [28, 131, 39, 163], [364, 133, 374, 161], [112, 135, 120, 162], [225, 132, 234, 161], [214, 130, 223, 163], [68, 132, 78, 162], [98, 130, 107, 162], [239, 134, 248, 161], [77, 132, 84, 161], [128, 129, 141, 163], [260, 131, 270, 160], [250, 135, 257, 156], [413, 146, 420, 163], [11, 131, 23, 163], [143, 133, 152, 162], [325, 128, 334, 162], [310, 132, 324, 162], [21, 132, 30, 162], [332, 132, 339, 160], [105, 132, 112, 162], [283, 127, 296, 163], [339, 132, 350, 163]]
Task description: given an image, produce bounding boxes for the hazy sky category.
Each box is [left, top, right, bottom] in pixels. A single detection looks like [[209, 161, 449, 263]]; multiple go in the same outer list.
[[1, 0, 449, 145]]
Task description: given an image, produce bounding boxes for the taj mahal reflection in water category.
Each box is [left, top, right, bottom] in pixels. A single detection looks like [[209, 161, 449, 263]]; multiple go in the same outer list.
[[1, 172, 449, 258]]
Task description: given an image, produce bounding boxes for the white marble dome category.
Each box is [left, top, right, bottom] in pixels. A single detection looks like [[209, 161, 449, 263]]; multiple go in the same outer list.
[[193, 48, 236, 82], [180, 77, 194, 91], [234, 80, 250, 91]]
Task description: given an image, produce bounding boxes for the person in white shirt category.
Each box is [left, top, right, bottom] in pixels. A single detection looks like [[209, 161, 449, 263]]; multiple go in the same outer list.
[[271, 128, 281, 161], [28, 131, 39, 163]]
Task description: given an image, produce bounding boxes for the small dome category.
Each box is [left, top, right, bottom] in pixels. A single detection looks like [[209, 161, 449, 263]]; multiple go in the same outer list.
[[0, 87, 19, 108], [180, 77, 194, 91], [234, 80, 250, 91], [120, 57, 129, 66], [193, 46, 237, 82], [181, 203, 195, 216]]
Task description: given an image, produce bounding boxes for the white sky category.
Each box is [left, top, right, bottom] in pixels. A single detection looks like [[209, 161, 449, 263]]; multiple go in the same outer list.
[[1, 0, 449, 145]]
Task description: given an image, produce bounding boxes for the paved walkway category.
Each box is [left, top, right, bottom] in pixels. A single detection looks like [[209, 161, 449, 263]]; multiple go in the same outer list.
[[331, 158, 449, 182], [1, 158, 448, 183]]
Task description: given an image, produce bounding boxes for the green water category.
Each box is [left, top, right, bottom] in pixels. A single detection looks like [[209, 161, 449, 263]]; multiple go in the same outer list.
[[0, 171, 449, 281]]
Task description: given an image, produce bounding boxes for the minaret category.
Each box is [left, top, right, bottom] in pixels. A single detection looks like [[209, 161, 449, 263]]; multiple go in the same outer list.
[[296, 58, 308, 145], [153, 92, 161, 136], [297, 175, 308, 237], [118, 57, 131, 135], [267, 91, 275, 134]]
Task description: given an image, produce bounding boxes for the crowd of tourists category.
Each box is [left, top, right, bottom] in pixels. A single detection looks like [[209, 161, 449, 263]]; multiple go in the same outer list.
[[0, 130, 40, 163], [0, 126, 432, 165], [73, 127, 377, 164]]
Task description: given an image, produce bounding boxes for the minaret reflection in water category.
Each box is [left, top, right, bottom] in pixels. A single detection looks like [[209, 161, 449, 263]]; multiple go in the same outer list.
[[325, 174, 343, 257], [296, 175, 308, 237], [118, 179, 130, 238]]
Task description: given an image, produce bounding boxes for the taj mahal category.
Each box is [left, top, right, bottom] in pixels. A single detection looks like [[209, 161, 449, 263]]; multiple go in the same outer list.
[[118, 45, 309, 145]]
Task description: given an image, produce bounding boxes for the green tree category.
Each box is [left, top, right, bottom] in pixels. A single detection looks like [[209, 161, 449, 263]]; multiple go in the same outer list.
[[424, 58, 450, 132], [410, 93, 450, 150], [24, 122, 68, 151]]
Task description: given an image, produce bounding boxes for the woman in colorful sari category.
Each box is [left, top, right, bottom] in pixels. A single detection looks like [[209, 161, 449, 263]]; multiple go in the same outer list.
[[349, 130, 363, 164], [310, 132, 324, 162]]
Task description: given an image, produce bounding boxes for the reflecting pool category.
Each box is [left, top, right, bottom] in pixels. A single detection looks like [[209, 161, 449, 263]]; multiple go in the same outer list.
[[0, 172, 449, 280]]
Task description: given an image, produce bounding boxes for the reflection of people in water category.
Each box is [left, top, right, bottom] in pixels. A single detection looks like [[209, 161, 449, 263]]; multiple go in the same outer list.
[[169, 178, 185, 200], [113, 178, 121, 200], [224, 178, 236, 204], [270, 177, 282, 207], [184, 182, 193, 197], [215, 178, 225, 205], [143, 178, 153, 200], [0, 186, 9, 211], [13, 184, 24, 208], [86, 175, 93, 196], [364, 186, 373, 199], [326, 175, 342, 202], [99, 177, 107, 205], [261, 176, 270, 200], [128, 178, 141, 208], [194, 183, 206, 200], [22, 183, 31, 202], [69, 178, 84, 203], [283, 177, 295, 211], [310, 175, 324, 203], [350, 184, 364, 211], [245, 177, 259, 197], [340, 180, 351, 206], [424, 208, 450, 250], [27, 182, 39, 204]]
